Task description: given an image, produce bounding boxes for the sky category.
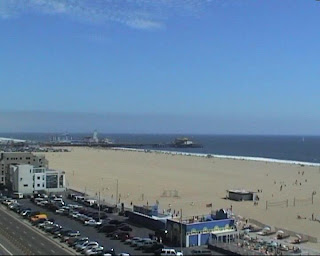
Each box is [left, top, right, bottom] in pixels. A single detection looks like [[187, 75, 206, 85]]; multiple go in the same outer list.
[[0, 0, 320, 134]]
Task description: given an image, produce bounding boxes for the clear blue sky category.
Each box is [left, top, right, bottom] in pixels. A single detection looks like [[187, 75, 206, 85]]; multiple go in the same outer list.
[[0, 0, 320, 134]]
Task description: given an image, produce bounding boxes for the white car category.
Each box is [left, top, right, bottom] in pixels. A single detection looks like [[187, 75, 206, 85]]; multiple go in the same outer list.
[[84, 219, 102, 226], [81, 242, 100, 253], [160, 249, 183, 256], [85, 246, 104, 255], [125, 237, 141, 246]]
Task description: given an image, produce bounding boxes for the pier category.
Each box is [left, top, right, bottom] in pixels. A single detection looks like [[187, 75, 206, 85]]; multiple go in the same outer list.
[[40, 142, 203, 149]]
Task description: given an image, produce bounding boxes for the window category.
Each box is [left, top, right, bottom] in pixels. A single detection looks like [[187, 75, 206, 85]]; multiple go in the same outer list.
[[1, 177, 3, 182], [24, 184, 28, 187], [46, 174, 58, 188], [20, 178, 23, 181], [42, 175, 45, 180], [37, 176, 40, 180], [30, 169, 32, 173], [37, 184, 40, 187], [42, 183, 45, 187]]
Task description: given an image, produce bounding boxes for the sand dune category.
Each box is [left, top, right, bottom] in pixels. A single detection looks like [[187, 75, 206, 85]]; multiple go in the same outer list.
[[42, 147, 320, 248]]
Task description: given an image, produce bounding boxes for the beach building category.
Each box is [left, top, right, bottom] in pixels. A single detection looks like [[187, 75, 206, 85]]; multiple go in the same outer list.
[[166, 209, 237, 247], [227, 189, 257, 201], [9, 164, 66, 195], [0, 152, 48, 187], [127, 204, 172, 231]]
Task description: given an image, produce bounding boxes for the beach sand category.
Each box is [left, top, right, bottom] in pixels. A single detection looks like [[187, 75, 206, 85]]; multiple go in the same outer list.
[[41, 147, 320, 248]]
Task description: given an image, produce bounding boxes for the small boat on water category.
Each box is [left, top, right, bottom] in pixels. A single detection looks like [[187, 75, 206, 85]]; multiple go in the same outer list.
[[171, 137, 202, 148]]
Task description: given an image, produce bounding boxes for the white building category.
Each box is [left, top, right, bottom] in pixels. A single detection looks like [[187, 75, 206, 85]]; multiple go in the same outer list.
[[9, 164, 66, 195]]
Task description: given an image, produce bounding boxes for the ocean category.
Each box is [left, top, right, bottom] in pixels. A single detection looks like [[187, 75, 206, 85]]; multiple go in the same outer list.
[[1, 133, 320, 164]]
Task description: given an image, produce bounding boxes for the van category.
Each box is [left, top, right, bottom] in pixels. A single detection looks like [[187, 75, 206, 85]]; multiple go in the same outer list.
[[159, 249, 183, 256], [30, 213, 48, 222], [12, 193, 23, 199]]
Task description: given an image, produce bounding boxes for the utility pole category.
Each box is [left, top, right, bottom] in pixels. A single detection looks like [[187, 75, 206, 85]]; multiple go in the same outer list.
[[116, 179, 119, 205], [98, 191, 101, 221], [180, 208, 183, 253]]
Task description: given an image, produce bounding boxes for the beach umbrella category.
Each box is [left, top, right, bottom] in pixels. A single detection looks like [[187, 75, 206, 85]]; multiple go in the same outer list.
[[263, 226, 271, 231], [296, 234, 302, 239], [277, 230, 284, 234]]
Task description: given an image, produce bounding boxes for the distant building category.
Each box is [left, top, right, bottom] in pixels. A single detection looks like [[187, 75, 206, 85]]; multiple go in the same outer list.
[[227, 189, 257, 201], [0, 152, 48, 187], [9, 164, 66, 195]]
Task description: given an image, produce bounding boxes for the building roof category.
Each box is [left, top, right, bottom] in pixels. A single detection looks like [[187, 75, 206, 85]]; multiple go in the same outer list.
[[228, 189, 256, 194]]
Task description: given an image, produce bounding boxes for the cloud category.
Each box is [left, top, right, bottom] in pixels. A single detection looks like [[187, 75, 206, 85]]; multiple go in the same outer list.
[[0, 0, 213, 30]]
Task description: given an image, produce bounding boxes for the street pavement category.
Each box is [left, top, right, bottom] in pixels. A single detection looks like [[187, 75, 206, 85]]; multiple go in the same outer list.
[[0, 205, 73, 255], [0, 231, 24, 255]]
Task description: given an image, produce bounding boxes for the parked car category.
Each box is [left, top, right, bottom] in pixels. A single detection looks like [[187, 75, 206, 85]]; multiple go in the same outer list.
[[98, 225, 117, 233], [156, 248, 183, 256], [96, 249, 116, 256], [109, 220, 123, 225], [143, 243, 164, 253], [60, 230, 81, 242], [79, 241, 100, 252], [190, 249, 212, 255], [84, 245, 104, 255], [114, 231, 131, 241], [72, 237, 89, 248], [75, 241, 90, 251], [135, 238, 152, 249], [84, 219, 102, 226], [68, 237, 88, 247], [125, 237, 141, 246], [119, 225, 132, 232]]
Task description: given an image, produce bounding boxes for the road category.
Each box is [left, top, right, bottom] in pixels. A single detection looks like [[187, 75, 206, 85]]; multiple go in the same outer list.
[[0, 205, 73, 255], [0, 231, 25, 255]]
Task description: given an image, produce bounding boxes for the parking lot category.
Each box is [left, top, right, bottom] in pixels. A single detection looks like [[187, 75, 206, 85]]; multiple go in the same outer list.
[[17, 196, 156, 255]]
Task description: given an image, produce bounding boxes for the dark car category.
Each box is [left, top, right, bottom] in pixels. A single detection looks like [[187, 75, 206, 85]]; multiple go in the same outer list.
[[191, 249, 212, 255], [72, 237, 89, 248], [53, 229, 71, 238], [119, 225, 132, 232], [96, 249, 116, 256], [106, 230, 120, 237], [48, 225, 62, 234], [143, 243, 164, 253], [68, 237, 88, 247], [32, 219, 46, 226], [112, 231, 131, 241], [109, 219, 123, 225], [98, 224, 117, 233]]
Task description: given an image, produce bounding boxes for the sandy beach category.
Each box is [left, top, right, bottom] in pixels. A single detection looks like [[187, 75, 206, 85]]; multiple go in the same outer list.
[[41, 147, 320, 248]]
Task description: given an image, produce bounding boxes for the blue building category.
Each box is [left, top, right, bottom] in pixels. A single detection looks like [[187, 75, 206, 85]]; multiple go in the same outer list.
[[166, 209, 238, 247], [127, 204, 172, 231]]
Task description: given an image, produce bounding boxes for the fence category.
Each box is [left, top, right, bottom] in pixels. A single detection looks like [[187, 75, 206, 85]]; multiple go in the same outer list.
[[265, 199, 288, 210], [293, 197, 313, 207]]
